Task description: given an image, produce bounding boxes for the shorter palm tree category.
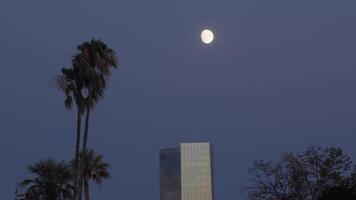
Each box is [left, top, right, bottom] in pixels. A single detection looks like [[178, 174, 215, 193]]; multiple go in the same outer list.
[[76, 149, 110, 200], [15, 158, 75, 200]]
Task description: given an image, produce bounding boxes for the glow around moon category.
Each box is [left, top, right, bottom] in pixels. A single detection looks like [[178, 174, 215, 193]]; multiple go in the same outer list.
[[201, 29, 214, 44]]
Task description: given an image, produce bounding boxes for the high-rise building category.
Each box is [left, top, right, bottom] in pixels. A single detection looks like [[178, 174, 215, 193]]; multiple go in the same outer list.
[[160, 142, 214, 200]]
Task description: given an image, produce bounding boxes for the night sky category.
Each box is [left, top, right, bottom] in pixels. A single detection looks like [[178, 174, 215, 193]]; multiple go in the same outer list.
[[1, 1, 356, 199]]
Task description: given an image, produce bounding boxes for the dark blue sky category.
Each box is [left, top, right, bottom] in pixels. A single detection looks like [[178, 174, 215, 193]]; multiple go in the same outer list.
[[1, 1, 356, 199]]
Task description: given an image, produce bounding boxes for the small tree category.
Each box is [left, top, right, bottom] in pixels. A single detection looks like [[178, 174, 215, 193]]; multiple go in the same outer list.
[[75, 149, 110, 200], [244, 146, 354, 200], [15, 159, 75, 200]]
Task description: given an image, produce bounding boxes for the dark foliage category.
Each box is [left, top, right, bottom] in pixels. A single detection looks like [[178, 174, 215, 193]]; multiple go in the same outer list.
[[245, 146, 355, 200], [74, 149, 110, 200], [15, 159, 75, 200], [318, 170, 356, 200]]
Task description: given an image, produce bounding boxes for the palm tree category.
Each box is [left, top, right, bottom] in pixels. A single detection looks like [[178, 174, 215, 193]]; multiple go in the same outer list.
[[58, 39, 117, 200], [57, 66, 86, 200], [76, 149, 110, 200], [72, 39, 117, 200], [15, 159, 75, 200], [73, 39, 118, 152]]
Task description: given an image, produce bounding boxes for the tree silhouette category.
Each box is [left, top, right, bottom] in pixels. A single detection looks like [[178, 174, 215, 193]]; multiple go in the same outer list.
[[15, 159, 74, 200], [57, 62, 86, 200], [72, 39, 117, 200], [73, 39, 118, 152], [57, 39, 118, 200], [245, 146, 355, 200], [318, 170, 356, 200], [76, 149, 110, 200]]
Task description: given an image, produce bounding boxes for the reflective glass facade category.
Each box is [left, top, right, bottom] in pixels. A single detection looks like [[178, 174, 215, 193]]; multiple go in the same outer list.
[[160, 148, 181, 200], [160, 143, 214, 200]]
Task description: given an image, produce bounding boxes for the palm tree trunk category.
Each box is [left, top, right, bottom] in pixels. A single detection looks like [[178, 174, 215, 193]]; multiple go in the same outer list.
[[78, 177, 83, 200], [82, 106, 90, 151], [78, 176, 83, 200], [74, 108, 82, 200], [81, 96, 91, 200], [79, 105, 90, 200], [84, 177, 90, 200]]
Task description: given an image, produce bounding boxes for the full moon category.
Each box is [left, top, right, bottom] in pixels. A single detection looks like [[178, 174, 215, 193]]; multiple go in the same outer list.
[[201, 29, 214, 44]]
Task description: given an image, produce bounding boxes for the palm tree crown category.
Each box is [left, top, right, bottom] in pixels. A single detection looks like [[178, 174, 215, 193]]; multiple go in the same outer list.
[[16, 159, 75, 200], [76, 149, 110, 200], [73, 39, 118, 110]]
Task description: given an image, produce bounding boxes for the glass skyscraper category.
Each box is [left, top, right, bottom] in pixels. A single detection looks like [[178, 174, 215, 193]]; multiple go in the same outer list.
[[160, 142, 214, 200]]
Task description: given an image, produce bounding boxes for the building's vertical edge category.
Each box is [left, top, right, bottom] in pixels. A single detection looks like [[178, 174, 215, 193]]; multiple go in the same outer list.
[[179, 143, 184, 200], [159, 149, 163, 200], [210, 143, 215, 200], [178, 147, 181, 200]]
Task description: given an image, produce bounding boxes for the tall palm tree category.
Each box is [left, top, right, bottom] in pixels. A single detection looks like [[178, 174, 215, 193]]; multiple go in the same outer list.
[[76, 149, 110, 200], [57, 66, 86, 200], [58, 39, 117, 200], [15, 159, 75, 200], [72, 39, 117, 200], [73, 39, 118, 152]]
